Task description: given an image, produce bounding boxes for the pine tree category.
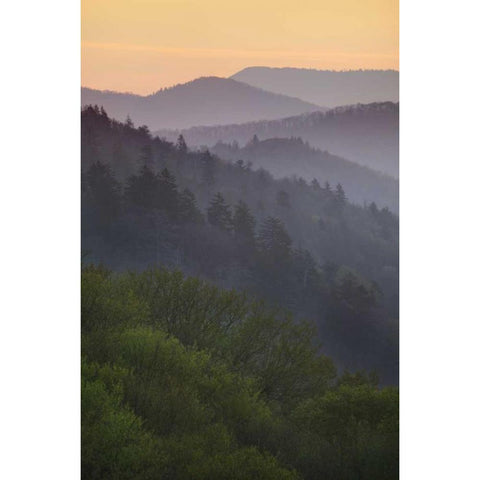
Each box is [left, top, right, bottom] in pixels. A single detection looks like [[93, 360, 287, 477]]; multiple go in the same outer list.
[[85, 162, 121, 227], [233, 201, 256, 242], [125, 164, 159, 210], [335, 183, 347, 209], [249, 134, 260, 147], [258, 217, 292, 259], [178, 189, 204, 224], [176, 134, 187, 154], [158, 168, 179, 218], [207, 193, 232, 232], [125, 115, 134, 128], [369, 202, 379, 216], [201, 150, 216, 188], [139, 144, 154, 169], [311, 178, 321, 191]]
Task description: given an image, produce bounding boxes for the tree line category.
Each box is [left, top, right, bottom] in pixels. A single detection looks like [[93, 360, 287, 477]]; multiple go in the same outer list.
[[81, 105, 398, 382]]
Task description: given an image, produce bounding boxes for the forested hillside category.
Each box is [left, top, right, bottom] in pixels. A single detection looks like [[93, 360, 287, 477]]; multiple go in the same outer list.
[[211, 136, 398, 212], [156, 102, 399, 177], [82, 106, 398, 382], [82, 265, 398, 480], [81, 77, 321, 130]]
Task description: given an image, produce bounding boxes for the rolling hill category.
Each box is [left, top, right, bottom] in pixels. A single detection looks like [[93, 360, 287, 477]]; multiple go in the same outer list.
[[81, 76, 322, 130], [231, 67, 399, 107], [211, 137, 398, 212], [155, 102, 399, 178]]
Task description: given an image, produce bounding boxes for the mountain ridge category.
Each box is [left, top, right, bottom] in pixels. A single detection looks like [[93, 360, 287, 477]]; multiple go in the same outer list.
[[230, 67, 399, 107], [155, 102, 399, 177], [81, 76, 323, 130], [211, 136, 398, 212]]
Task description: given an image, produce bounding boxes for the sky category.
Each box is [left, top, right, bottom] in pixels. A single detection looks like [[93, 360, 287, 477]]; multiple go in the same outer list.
[[82, 0, 399, 95]]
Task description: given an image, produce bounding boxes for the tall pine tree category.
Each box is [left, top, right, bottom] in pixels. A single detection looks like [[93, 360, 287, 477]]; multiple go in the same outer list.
[[207, 193, 232, 232]]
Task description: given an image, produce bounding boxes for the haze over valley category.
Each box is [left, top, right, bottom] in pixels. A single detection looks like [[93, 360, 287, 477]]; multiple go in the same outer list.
[[156, 101, 399, 178], [81, 76, 322, 130], [231, 67, 399, 107], [81, 0, 400, 476]]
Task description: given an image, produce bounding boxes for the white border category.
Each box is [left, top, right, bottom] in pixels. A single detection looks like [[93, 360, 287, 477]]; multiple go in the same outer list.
[[0, 1, 80, 479], [400, 0, 480, 478], [1, 1, 480, 478]]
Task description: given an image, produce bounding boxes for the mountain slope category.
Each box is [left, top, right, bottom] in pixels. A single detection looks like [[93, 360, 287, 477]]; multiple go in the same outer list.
[[211, 137, 398, 212], [155, 102, 399, 178], [81, 77, 322, 130], [82, 106, 399, 382], [231, 67, 399, 107]]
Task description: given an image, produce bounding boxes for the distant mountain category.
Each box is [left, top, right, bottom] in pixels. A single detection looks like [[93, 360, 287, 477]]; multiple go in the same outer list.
[[81, 77, 322, 130], [155, 102, 399, 178], [211, 137, 398, 212], [231, 67, 399, 107]]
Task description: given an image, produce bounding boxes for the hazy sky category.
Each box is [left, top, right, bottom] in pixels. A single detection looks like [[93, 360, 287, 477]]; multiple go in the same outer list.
[[82, 0, 398, 94]]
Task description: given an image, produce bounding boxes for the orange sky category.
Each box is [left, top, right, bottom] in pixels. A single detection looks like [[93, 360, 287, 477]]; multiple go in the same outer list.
[[82, 0, 398, 94]]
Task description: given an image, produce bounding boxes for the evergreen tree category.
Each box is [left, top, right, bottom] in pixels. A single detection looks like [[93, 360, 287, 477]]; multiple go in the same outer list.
[[176, 134, 187, 154], [369, 201, 379, 216], [178, 189, 204, 225], [125, 115, 134, 128], [335, 183, 347, 209], [293, 248, 320, 289], [201, 150, 216, 188], [85, 162, 121, 228], [125, 164, 160, 211], [311, 178, 321, 191], [233, 201, 256, 244], [258, 217, 292, 260], [207, 193, 232, 232], [158, 168, 179, 217], [111, 140, 131, 180], [249, 134, 260, 147], [139, 144, 154, 169]]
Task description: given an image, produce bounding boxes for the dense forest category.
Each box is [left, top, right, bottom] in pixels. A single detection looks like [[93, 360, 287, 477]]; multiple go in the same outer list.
[[211, 136, 398, 212], [82, 265, 398, 480], [82, 105, 398, 382], [156, 102, 399, 177], [82, 105, 398, 478]]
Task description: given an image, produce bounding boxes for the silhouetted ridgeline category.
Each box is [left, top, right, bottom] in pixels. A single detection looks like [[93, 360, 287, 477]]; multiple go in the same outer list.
[[231, 67, 399, 107], [81, 77, 322, 130], [156, 102, 399, 178], [82, 106, 398, 383]]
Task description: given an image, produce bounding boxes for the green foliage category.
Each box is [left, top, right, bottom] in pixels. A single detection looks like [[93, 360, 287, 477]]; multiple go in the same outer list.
[[81, 265, 398, 480], [290, 385, 398, 480], [80, 108, 398, 478], [333, 266, 379, 313], [81, 107, 399, 381], [81, 361, 163, 480]]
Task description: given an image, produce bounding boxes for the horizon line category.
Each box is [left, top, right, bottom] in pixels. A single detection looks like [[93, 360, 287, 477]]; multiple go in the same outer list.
[[81, 68, 399, 97]]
